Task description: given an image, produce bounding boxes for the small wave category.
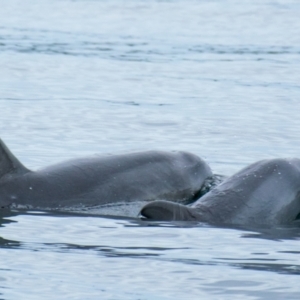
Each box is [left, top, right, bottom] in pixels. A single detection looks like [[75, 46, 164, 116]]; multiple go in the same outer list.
[[2, 27, 298, 61]]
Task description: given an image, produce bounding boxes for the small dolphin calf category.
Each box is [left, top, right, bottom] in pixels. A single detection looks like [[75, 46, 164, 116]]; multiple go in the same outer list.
[[140, 158, 300, 226], [0, 139, 212, 210]]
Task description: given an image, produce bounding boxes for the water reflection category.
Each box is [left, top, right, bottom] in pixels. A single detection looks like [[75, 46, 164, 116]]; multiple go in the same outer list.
[[0, 207, 300, 300], [241, 224, 300, 241], [0, 236, 20, 248], [231, 261, 300, 275], [0, 210, 21, 248]]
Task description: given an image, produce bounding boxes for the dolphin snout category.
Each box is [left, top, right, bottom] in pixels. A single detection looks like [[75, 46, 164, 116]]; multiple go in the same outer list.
[[140, 200, 196, 221]]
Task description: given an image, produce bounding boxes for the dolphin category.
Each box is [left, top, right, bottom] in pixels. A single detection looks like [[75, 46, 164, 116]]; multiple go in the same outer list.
[[0, 139, 212, 210], [140, 158, 300, 226]]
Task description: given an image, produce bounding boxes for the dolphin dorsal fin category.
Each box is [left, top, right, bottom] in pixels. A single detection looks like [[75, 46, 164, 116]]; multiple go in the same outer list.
[[0, 139, 30, 179]]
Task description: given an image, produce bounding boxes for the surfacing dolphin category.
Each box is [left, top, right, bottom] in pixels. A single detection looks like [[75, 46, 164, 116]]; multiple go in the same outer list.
[[0, 139, 212, 210], [140, 158, 300, 226]]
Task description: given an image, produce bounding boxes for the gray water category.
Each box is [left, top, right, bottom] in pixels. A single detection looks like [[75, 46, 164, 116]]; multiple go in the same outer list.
[[1, 0, 300, 299]]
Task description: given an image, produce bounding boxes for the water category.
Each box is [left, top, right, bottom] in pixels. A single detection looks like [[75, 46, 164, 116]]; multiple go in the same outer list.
[[1, 0, 300, 298]]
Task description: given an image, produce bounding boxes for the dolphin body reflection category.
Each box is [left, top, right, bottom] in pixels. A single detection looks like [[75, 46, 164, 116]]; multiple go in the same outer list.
[[0, 139, 212, 210], [140, 158, 300, 226]]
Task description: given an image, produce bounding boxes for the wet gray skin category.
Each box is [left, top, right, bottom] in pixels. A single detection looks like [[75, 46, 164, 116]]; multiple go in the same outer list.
[[140, 158, 300, 226], [0, 139, 212, 210]]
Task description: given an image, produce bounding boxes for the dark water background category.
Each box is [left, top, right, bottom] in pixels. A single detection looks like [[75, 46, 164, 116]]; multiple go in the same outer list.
[[1, 0, 300, 299]]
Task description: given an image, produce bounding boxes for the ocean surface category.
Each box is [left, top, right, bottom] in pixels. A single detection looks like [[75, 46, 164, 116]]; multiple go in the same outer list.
[[1, 0, 300, 299]]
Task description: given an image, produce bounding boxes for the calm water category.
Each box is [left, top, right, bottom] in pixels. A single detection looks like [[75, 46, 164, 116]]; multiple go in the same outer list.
[[1, 0, 300, 299]]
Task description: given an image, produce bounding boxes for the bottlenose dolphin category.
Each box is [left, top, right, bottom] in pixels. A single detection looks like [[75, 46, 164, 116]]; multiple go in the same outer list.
[[0, 139, 212, 210], [140, 158, 300, 226]]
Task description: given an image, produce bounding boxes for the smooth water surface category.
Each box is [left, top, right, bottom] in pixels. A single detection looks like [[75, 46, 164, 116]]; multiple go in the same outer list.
[[1, 0, 300, 299]]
